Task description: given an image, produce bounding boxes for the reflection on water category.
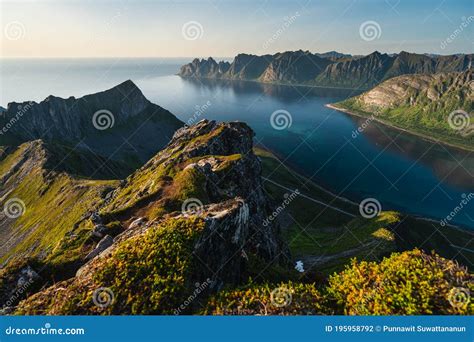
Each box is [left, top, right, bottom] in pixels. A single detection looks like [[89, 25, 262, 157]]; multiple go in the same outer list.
[[171, 77, 474, 229], [350, 116, 474, 190], [182, 77, 361, 103], [1, 58, 473, 228]]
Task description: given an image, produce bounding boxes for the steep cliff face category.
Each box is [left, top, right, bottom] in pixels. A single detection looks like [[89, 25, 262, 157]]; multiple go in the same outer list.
[[315, 51, 393, 87], [178, 51, 473, 88], [3, 119, 288, 314], [0, 80, 183, 167], [178, 57, 230, 78], [259, 50, 331, 83]]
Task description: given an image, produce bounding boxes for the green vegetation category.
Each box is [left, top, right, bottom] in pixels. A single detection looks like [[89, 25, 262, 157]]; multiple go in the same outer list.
[[336, 72, 473, 150], [328, 249, 473, 315], [255, 147, 399, 273], [205, 250, 473, 315], [205, 281, 329, 315], [1, 162, 117, 266], [16, 217, 207, 315]]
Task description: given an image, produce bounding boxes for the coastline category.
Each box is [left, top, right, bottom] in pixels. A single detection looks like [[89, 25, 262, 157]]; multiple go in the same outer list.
[[255, 145, 473, 233], [177, 74, 369, 91], [325, 103, 474, 153]]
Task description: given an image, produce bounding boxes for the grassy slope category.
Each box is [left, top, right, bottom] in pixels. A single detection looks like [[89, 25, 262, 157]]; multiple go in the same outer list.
[[334, 72, 474, 150], [255, 147, 474, 272], [0, 143, 119, 267], [255, 147, 399, 273]]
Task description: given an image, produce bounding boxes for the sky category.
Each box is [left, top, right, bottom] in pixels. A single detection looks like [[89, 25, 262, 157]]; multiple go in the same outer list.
[[1, 0, 473, 58]]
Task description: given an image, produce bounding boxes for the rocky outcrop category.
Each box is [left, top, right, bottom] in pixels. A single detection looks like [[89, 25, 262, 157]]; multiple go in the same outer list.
[[178, 57, 230, 78], [11, 119, 289, 314], [106, 119, 288, 265], [178, 50, 473, 88]]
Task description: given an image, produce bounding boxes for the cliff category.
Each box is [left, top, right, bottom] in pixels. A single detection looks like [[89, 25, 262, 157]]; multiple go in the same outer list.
[[178, 50, 473, 89]]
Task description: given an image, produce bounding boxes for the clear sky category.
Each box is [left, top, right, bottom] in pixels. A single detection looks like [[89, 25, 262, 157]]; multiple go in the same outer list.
[[1, 0, 473, 58]]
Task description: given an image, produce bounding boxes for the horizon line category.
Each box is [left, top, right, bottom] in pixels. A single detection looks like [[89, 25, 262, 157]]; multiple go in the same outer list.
[[1, 50, 472, 60]]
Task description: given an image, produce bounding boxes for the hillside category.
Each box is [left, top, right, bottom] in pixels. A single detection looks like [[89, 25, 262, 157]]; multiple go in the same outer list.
[[0, 83, 471, 316], [178, 50, 473, 89], [0, 80, 183, 170], [332, 70, 474, 149], [3, 121, 471, 316]]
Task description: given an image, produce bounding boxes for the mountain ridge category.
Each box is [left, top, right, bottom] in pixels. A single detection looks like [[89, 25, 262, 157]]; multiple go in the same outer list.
[[0, 80, 184, 169], [178, 50, 473, 89]]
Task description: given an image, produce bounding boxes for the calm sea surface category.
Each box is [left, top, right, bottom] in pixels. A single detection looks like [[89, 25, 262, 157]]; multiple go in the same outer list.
[[1, 58, 473, 228]]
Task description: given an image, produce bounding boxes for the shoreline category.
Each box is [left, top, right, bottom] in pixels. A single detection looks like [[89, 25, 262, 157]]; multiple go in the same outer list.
[[177, 75, 368, 91], [255, 145, 473, 234], [325, 103, 474, 153]]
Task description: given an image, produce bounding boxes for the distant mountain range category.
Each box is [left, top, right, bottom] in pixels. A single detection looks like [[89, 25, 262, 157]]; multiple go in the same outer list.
[[0, 80, 183, 172], [178, 50, 473, 89]]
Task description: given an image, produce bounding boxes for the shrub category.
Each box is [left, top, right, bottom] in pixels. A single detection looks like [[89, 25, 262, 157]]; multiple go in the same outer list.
[[327, 249, 473, 315], [205, 281, 330, 315], [93, 217, 206, 314]]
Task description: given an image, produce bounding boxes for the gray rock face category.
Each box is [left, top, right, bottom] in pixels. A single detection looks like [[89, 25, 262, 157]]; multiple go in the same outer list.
[[0, 80, 184, 165], [178, 51, 474, 88], [85, 235, 114, 261], [158, 120, 289, 268]]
